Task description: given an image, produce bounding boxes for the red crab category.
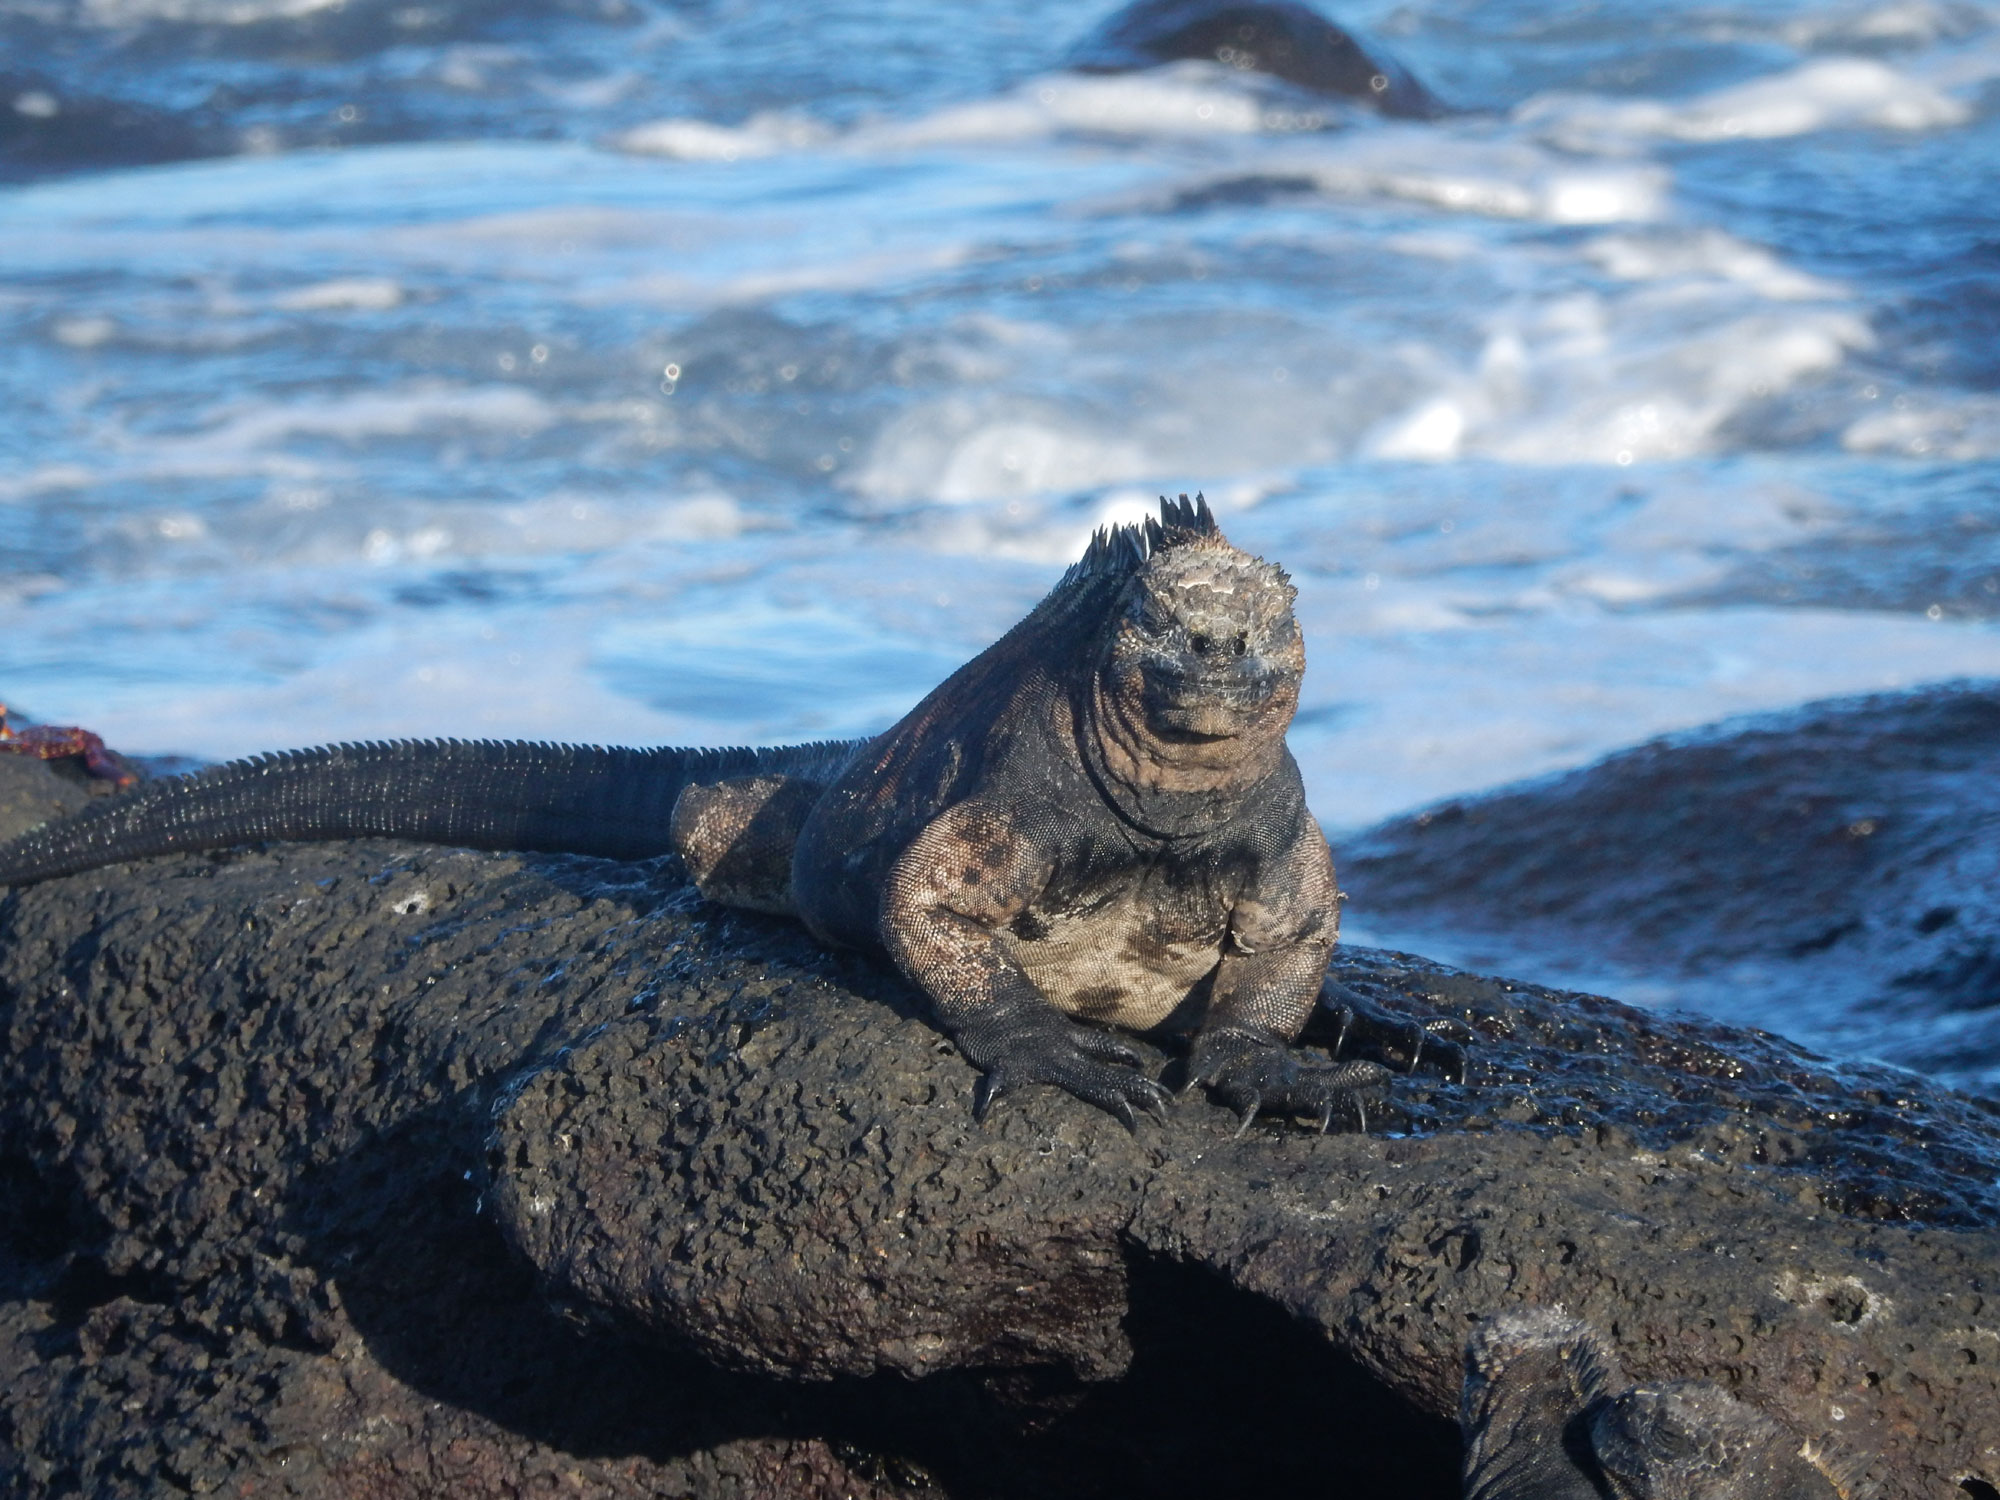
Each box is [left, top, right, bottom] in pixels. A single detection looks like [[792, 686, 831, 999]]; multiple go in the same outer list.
[[0, 704, 136, 788]]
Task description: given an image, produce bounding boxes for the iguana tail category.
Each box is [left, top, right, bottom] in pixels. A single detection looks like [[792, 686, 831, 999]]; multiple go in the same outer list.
[[0, 737, 864, 886]]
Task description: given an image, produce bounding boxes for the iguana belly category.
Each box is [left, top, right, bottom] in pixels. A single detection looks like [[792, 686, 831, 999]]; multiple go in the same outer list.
[[1005, 892, 1223, 1032]]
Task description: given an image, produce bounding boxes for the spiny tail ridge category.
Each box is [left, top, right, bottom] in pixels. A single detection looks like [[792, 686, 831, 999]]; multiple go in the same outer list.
[[0, 736, 862, 886]]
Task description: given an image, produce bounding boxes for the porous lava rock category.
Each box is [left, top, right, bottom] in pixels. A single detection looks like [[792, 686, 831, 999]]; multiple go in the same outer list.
[[1, 755, 1997, 1497]]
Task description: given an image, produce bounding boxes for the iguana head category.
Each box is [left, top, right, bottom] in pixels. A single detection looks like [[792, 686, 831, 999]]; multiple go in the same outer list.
[[1109, 529, 1303, 740], [1086, 495, 1303, 803]]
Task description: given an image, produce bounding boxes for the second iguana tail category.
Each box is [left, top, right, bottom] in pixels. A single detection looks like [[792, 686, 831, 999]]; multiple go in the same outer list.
[[0, 736, 863, 886]]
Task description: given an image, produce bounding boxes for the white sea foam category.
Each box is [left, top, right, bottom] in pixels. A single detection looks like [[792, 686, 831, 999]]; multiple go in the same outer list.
[[0, 464, 94, 503], [856, 395, 1152, 506], [73, 0, 345, 23], [850, 258, 1873, 495], [1521, 57, 1971, 148], [52, 315, 117, 347], [102, 382, 556, 481], [1297, 138, 1665, 224], [1122, 130, 1668, 224], [276, 278, 405, 311], [1843, 392, 2000, 459], [620, 243, 979, 308], [615, 112, 829, 162], [869, 65, 1324, 149], [611, 66, 1322, 164], [1582, 228, 1844, 301], [1782, 0, 1987, 48]]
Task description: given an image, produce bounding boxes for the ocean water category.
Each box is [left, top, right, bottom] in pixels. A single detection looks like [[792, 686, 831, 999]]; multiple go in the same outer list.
[[3, 0, 1998, 1073]]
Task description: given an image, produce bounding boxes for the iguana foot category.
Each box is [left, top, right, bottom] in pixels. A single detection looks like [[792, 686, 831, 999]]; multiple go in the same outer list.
[[1187, 1025, 1390, 1135], [955, 999, 1172, 1130], [0, 704, 136, 788], [1319, 981, 1474, 1084]]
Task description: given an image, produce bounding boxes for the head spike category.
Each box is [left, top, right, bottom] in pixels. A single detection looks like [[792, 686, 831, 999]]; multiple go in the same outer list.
[[1152, 491, 1225, 551], [1050, 490, 1235, 598]]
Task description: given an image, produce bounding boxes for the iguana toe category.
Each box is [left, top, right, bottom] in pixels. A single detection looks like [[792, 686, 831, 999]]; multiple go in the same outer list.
[[1190, 1026, 1390, 1133]]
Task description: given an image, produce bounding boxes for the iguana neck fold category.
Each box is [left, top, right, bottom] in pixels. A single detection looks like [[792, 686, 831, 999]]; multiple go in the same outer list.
[[1077, 664, 1287, 840]]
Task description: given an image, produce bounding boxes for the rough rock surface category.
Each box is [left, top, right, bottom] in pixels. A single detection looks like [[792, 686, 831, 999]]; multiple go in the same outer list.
[[0, 748, 103, 835], [2, 755, 1998, 1497]]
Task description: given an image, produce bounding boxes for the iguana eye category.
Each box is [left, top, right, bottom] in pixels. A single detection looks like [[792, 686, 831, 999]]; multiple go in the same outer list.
[[1232, 633, 1248, 656]]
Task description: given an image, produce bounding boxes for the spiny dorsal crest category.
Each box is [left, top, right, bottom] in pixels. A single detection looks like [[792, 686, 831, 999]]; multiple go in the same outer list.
[[1043, 495, 1295, 649], [1067, 492, 1241, 586], [1145, 491, 1220, 553], [1139, 495, 1297, 635]]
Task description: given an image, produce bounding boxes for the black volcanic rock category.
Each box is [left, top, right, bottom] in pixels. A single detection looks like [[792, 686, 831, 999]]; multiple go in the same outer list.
[[0, 754, 1996, 1496], [0, 751, 96, 841], [1068, 0, 1442, 117], [1343, 682, 2000, 1091]]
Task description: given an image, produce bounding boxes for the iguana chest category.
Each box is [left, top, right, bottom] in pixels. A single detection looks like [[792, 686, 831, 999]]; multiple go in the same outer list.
[[1002, 861, 1233, 1032]]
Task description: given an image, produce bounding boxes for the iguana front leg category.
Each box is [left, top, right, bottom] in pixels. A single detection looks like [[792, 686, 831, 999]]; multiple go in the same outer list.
[[1187, 821, 1391, 1132], [881, 801, 1171, 1128]]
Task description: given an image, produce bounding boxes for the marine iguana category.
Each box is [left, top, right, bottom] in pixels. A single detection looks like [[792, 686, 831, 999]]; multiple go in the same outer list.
[[1460, 1309, 1850, 1500], [0, 495, 1457, 1127]]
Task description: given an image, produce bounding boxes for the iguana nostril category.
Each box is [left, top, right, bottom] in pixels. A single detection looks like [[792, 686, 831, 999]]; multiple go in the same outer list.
[[1190, 633, 1211, 654]]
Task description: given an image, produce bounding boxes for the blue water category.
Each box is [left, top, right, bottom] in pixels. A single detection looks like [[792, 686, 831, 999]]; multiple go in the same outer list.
[[3, 0, 1998, 1068]]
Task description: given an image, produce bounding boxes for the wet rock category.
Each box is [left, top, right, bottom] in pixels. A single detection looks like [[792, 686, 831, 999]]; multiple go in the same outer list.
[[1343, 682, 2000, 1093], [0, 753, 1996, 1496], [1067, 0, 1442, 117]]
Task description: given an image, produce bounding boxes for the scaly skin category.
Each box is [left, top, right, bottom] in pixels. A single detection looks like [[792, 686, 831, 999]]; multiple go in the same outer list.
[[0, 496, 1461, 1126], [1461, 1309, 1849, 1500]]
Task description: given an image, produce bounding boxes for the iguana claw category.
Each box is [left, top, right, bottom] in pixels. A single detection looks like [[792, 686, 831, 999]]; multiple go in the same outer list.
[[1233, 1100, 1260, 1139], [1320, 983, 1474, 1084], [958, 1000, 1171, 1127], [1190, 1025, 1389, 1133]]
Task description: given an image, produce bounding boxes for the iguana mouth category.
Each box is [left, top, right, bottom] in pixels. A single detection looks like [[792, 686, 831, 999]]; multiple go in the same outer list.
[[1142, 659, 1292, 733]]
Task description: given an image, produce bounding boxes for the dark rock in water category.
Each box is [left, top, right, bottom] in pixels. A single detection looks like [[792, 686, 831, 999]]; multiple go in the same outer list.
[[1068, 0, 1442, 117], [0, 74, 224, 179], [0, 753, 1996, 1496], [1343, 681, 2000, 1092]]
